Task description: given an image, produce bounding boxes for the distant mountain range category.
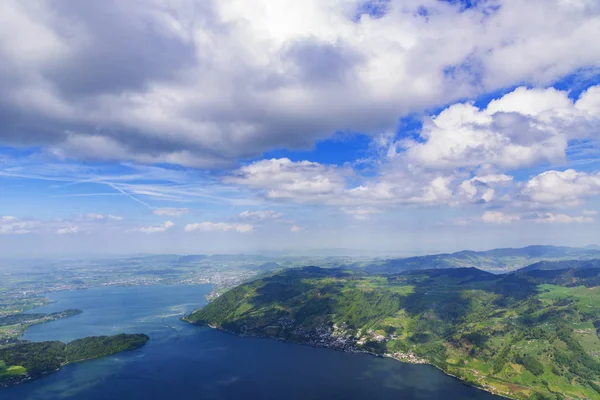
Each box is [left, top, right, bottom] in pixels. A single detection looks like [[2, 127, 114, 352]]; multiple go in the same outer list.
[[8, 245, 600, 276], [107, 245, 600, 274], [520, 258, 600, 272], [364, 245, 600, 274]]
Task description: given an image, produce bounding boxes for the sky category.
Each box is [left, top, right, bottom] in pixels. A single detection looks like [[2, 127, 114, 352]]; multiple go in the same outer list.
[[1, 0, 600, 257]]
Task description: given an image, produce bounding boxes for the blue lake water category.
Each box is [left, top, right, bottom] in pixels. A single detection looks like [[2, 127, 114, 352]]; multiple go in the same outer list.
[[3, 285, 501, 399]]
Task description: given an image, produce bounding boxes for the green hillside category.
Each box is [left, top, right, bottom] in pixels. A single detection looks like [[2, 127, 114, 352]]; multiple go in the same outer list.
[[186, 266, 600, 399]]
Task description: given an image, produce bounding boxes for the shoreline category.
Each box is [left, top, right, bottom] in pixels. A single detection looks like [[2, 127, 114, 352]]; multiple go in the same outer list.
[[194, 322, 513, 400]]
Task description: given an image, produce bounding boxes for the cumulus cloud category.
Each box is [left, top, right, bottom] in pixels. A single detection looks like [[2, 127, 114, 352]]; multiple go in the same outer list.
[[238, 210, 283, 221], [401, 86, 600, 171], [56, 226, 78, 234], [83, 213, 105, 220], [521, 169, 600, 208], [458, 210, 594, 225], [456, 174, 513, 204], [185, 222, 253, 233], [481, 211, 520, 224], [290, 225, 303, 233], [229, 158, 511, 210], [153, 208, 189, 217], [2, 1, 600, 248], [0, 215, 116, 235], [1, 1, 599, 166], [137, 220, 174, 234], [527, 212, 594, 224], [228, 158, 348, 201], [341, 207, 381, 221], [0, 216, 40, 234], [80, 213, 123, 221], [223, 84, 600, 214]]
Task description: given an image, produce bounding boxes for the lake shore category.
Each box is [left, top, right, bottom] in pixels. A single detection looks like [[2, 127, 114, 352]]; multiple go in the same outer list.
[[186, 320, 512, 400]]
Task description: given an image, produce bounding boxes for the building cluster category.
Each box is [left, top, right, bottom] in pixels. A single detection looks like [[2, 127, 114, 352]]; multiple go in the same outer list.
[[290, 323, 357, 350], [388, 351, 427, 364], [270, 320, 428, 364]]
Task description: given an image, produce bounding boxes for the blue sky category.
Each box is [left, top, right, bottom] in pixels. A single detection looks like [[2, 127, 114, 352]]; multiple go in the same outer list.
[[1, 0, 600, 256]]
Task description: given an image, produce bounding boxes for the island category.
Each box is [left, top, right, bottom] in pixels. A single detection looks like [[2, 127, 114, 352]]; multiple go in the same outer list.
[[185, 265, 600, 400], [0, 333, 149, 388]]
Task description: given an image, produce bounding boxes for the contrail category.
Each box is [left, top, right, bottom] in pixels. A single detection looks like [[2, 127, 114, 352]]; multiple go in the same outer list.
[[105, 183, 154, 209]]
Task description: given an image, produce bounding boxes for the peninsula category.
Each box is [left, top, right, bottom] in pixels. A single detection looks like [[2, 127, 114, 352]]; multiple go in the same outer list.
[[0, 306, 149, 389], [0, 333, 149, 388]]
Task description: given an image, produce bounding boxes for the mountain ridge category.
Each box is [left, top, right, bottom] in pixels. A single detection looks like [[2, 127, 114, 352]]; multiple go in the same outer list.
[[365, 245, 600, 274]]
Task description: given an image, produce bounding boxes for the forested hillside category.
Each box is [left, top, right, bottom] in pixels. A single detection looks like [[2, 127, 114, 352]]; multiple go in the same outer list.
[[186, 266, 600, 399], [0, 334, 149, 388]]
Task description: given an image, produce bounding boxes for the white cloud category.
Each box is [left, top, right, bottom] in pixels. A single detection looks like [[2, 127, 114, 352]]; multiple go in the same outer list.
[[530, 212, 594, 224], [459, 210, 595, 225], [401, 86, 600, 171], [1, 1, 599, 166], [229, 159, 511, 212], [0, 213, 130, 235], [153, 208, 189, 217], [341, 207, 381, 221], [577, 85, 600, 115], [583, 209, 598, 216], [456, 174, 513, 204], [137, 220, 174, 234], [481, 211, 520, 224], [185, 222, 253, 233], [56, 226, 79, 234], [80, 213, 123, 221], [0, 216, 39, 235], [522, 169, 600, 208], [2, 1, 600, 254], [228, 158, 348, 201], [83, 213, 105, 220], [229, 157, 472, 208], [485, 86, 574, 116], [238, 210, 283, 221], [290, 225, 303, 233]]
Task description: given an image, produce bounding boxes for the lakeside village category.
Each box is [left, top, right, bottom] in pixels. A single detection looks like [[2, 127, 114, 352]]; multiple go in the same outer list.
[[230, 317, 427, 365]]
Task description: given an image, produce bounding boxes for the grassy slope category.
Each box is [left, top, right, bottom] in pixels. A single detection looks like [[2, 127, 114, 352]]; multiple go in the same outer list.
[[186, 267, 600, 400]]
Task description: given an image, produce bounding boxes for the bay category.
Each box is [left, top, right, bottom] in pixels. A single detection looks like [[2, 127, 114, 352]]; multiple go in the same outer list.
[[3, 285, 501, 399]]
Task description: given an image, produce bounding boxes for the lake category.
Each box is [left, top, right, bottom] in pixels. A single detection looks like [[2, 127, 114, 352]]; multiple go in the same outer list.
[[3, 285, 501, 399]]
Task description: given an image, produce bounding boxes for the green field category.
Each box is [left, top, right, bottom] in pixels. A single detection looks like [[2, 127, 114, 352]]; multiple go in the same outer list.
[[0, 361, 26, 377]]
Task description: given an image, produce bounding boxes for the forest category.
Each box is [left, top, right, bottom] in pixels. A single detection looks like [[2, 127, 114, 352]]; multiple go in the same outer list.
[[0, 333, 149, 388]]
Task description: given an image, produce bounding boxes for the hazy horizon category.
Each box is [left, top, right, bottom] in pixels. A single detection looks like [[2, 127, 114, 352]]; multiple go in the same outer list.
[[2, 242, 600, 262]]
